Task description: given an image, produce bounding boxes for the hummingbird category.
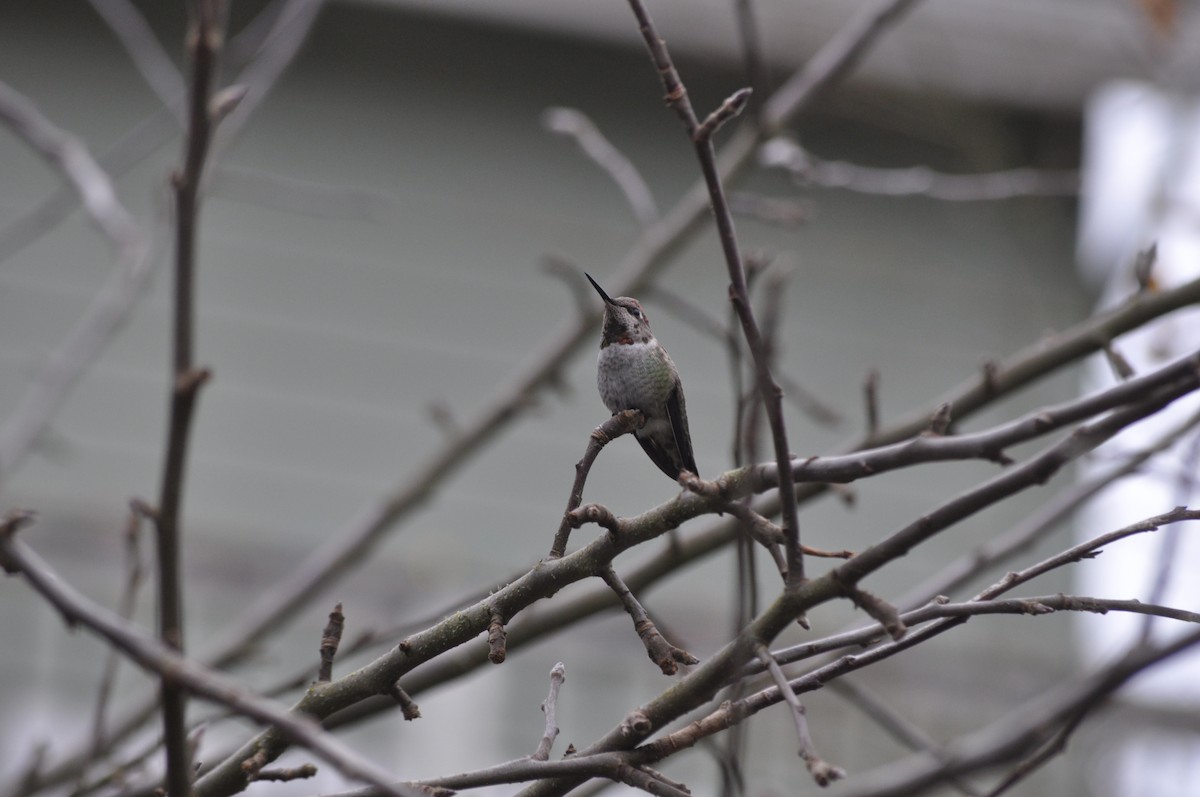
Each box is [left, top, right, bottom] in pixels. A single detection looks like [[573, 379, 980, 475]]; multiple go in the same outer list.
[[585, 272, 698, 481]]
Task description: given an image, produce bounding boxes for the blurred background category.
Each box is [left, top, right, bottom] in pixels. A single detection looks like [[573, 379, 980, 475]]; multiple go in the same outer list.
[[1, 1, 1198, 796]]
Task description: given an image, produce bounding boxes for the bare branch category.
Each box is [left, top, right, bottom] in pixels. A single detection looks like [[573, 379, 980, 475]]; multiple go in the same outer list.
[[0, 80, 143, 251], [1134, 243, 1158, 293], [727, 191, 813, 227], [532, 662, 566, 761], [550, 409, 644, 559], [600, 565, 699, 675], [249, 764, 317, 783], [838, 584, 905, 641], [86, 501, 150, 757], [784, 350, 1200, 488], [542, 107, 659, 227], [386, 681, 422, 722], [228, 348, 1200, 784], [830, 629, 1200, 797], [828, 678, 984, 797], [0, 527, 422, 797], [88, 0, 186, 116], [120, 3, 957, 740], [153, 4, 225, 792], [768, 507, 1200, 673], [487, 611, 508, 665], [0, 1, 326, 501], [756, 646, 845, 786], [863, 368, 881, 437], [760, 137, 1080, 200], [760, 0, 924, 129], [695, 88, 753, 142], [732, 0, 771, 111], [626, 0, 806, 586], [890, 402, 1200, 612]]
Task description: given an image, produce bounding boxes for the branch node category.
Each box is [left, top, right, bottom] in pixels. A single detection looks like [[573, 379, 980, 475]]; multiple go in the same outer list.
[[620, 709, 653, 739], [841, 582, 906, 640], [982, 360, 1001, 394], [755, 644, 844, 787], [240, 747, 268, 779], [805, 756, 848, 787], [387, 681, 422, 720], [129, 498, 159, 522], [175, 366, 212, 393], [209, 84, 248, 124], [250, 764, 318, 783], [679, 469, 721, 498], [924, 402, 952, 436], [864, 367, 880, 437], [1133, 243, 1158, 293], [602, 565, 697, 674], [1102, 341, 1136, 380], [570, 503, 620, 534], [316, 602, 344, 683], [0, 510, 36, 575], [695, 87, 752, 142], [487, 611, 508, 664], [800, 544, 855, 559]]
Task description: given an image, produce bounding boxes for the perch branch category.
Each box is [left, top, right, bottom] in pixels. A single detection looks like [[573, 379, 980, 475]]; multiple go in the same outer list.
[[550, 409, 644, 558]]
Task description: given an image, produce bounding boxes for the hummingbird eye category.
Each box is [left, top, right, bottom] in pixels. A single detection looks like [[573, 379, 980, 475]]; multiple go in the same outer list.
[[628, 307, 642, 319]]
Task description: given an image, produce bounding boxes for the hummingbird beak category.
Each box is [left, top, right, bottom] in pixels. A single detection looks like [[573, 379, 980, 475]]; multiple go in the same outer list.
[[585, 272, 618, 307]]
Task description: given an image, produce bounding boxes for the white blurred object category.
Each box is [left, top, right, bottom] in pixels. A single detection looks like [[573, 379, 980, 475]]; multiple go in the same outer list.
[[1075, 81, 1200, 797]]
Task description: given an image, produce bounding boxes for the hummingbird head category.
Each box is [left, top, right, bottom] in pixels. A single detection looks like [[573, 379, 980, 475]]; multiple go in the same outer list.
[[586, 273, 655, 347]]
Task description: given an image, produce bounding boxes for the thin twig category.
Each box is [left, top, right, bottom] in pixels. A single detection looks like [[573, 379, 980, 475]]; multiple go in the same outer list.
[[0, 79, 156, 489], [550, 410, 644, 558], [153, 4, 223, 793], [88, 0, 186, 119], [386, 681, 422, 721], [0, 80, 144, 252], [890, 402, 1200, 612], [727, 191, 813, 227], [511, 401, 1194, 797], [195, 341, 1200, 793], [0, 0, 326, 499], [759, 137, 1080, 200], [109, 2, 943, 737], [828, 678, 983, 797], [1140, 421, 1200, 640], [249, 765, 318, 783], [755, 646, 845, 786], [600, 565, 698, 675], [626, 0, 806, 587], [826, 629, 1200, 797], [85, 501, 150, 763], [487, 611, 507, 665], [0, 526, 421, 797], [631, 587, 1200, 787], [542, 107, 659, 227], [532, 662, 566, 761], [864, 369, 881, 437], [732, 0, 771, 116]]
